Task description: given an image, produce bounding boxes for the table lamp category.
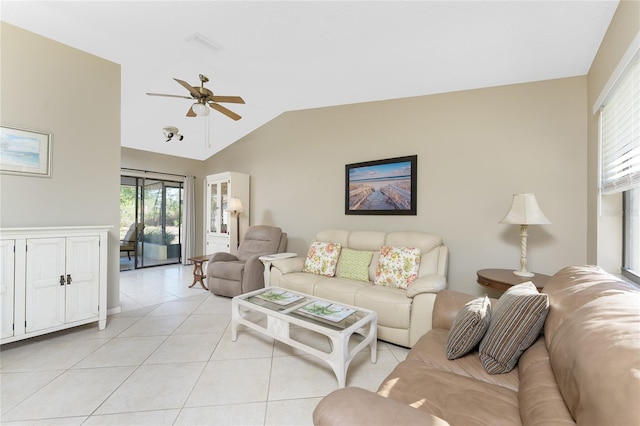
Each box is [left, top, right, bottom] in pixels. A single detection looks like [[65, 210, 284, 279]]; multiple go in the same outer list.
[[226, 198, 244, 249], [500, 193, 551, 277]]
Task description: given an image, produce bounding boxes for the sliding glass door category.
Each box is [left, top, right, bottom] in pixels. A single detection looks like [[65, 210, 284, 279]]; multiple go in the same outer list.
[[120, 175, 183, 270]]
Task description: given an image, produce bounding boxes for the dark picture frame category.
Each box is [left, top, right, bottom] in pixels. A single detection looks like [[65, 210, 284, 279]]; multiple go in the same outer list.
[[345, 155, 417, 215]]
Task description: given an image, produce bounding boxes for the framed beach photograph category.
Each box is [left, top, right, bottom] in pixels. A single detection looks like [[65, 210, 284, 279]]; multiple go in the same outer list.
[[345, 155, 417, 215], [0, 125, 52, 178]]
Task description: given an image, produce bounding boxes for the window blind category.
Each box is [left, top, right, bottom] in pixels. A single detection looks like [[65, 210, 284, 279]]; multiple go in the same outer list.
[[601, 52, 640, 195]]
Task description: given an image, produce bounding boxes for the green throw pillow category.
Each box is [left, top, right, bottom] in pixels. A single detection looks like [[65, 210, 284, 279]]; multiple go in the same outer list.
[[336, 248, 374, 282]]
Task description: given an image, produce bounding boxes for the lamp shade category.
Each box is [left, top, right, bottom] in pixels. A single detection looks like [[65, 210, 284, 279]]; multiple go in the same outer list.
[[226, 197, 243, 213], [192, 102, 209, 116], [499, 193, 551, 225]]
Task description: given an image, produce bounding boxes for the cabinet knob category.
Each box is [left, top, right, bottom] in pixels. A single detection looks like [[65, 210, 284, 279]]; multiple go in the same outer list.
[[60, 275, 65, 286], [66, 274, 72, 285]]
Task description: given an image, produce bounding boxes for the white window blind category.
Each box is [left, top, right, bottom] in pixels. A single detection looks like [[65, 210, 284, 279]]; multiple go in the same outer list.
[[601, 51, 640, 195]]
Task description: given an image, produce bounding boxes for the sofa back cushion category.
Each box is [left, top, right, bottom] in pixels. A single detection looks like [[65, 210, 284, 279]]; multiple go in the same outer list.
[[314, 229, 447, 282], [315, 229, 350, 247], [385, 232, 444, 277], [543, 265, 640, 425]]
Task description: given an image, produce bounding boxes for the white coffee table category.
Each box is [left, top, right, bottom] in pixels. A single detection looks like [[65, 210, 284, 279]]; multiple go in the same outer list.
[[231, 287, 377, 388]]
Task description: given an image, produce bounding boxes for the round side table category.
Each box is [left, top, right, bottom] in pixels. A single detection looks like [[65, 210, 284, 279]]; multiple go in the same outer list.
[[476, 268, 550, 293]]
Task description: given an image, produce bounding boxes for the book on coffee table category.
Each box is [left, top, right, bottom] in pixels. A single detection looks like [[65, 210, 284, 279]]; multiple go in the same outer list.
[[298, 300, 355, 322], [255, 289, 304, 306]]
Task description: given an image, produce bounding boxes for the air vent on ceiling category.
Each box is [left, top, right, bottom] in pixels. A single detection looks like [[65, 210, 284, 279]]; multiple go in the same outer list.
[[185, 32, 222, 53]]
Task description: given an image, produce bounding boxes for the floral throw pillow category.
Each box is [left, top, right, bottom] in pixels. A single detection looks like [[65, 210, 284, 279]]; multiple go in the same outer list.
[[374, 246, 421, 289], [302, 241, 342, 276]]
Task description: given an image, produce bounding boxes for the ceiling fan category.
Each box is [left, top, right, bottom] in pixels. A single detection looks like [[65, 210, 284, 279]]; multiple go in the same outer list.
[[146, 74, 244, 120]]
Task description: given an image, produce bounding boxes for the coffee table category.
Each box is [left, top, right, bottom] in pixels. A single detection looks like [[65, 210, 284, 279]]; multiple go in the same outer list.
[[231, 287, 377, 388]]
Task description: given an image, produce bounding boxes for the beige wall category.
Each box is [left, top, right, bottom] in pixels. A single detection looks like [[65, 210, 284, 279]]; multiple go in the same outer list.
[[120, 147, 205, 253], [0, 22, 122, 308], [205, 77, 588, 295], [586, 0, 640, 271]]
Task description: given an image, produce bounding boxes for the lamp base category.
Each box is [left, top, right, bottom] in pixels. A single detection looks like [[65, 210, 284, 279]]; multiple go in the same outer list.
[[513, 270, 535, 278]]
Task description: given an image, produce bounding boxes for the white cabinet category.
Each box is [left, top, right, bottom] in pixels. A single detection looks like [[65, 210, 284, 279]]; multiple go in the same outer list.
[[205, 172, 250, 256], [0, 226, 109, 344], [0, 240, 15, 339]]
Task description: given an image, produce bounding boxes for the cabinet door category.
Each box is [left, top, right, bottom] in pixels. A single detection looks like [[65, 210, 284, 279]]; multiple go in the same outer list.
[[206, 235, 229, 255], [65, 236, 100, 323], [0, 240, 15, 339], [26, 238, 66, 333]]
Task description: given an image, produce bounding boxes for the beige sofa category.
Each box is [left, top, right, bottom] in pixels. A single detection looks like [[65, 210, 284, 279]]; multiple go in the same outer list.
[[270, 229, 449, 348], [313, 265, 640, 425]]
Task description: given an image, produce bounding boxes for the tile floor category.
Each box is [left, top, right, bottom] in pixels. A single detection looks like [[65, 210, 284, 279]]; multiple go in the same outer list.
[[1, 264, 409, 425]]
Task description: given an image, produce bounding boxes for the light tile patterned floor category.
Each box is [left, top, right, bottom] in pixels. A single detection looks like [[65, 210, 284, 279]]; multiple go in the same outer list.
[[0, 264, 409, 425]]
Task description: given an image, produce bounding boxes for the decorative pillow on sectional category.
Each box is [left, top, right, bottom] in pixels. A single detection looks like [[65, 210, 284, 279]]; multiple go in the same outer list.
[[374, 246, 421, 289], [446, 295, 491, 360], [479, 281, 549, 374], [336, 248, 374, 282], [302, 241, 342, 277]]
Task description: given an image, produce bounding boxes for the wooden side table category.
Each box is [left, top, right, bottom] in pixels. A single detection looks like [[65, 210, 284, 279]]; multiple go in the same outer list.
[[476, 268, 550, 293], [188, 255, 210, 290]]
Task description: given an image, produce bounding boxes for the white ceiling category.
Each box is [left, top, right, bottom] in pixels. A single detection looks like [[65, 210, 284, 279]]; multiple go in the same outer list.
[[2, 1, 619, 160]]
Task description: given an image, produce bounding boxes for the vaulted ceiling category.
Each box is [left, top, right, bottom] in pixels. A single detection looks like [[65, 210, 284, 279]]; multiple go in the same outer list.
[[2, 1, 619, 160]]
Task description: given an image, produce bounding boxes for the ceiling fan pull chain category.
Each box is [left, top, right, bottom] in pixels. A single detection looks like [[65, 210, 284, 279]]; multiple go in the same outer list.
[[205, 114, 211, 149]]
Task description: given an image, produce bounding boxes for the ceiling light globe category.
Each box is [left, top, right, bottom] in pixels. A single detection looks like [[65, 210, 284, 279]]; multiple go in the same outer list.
[[192, 103, 209, 116]]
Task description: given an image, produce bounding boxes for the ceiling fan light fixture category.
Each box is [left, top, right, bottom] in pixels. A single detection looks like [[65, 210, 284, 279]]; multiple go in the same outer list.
[[192, 102, 209, 116]]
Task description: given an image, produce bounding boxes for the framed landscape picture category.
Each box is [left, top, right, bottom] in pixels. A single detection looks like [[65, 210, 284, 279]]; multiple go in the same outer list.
[[0, 125, 52, 178], [345, 155, 417, 215]]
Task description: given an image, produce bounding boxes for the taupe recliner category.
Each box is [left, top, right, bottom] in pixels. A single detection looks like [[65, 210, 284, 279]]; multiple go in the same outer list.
[[207, 225, 287, 297]]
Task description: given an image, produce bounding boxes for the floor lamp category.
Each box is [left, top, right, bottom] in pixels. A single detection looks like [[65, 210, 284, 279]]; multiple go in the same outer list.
[[500, 193, 551, 277], [226, 198, 244, 249]]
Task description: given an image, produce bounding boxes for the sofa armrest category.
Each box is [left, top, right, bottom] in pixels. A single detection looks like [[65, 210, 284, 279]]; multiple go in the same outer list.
[[209, 252, 238, 263], [271, 257, 306, 275], [313, 387, 449, 426], [241, 254, 268, 293], [406, 274, 447, 298], [431, 289, 479, 330]]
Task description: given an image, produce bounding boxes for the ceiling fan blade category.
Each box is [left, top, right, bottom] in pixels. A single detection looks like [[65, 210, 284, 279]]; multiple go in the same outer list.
[[174, 78, 201, 98], [210, 95, 245, 104], [186, 105, 197, 117], [209, 102, 241, 121], [146, 92, 193, 99]]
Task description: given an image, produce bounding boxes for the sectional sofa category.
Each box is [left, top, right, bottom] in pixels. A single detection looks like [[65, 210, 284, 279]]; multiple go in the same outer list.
[[313, 265, 640, 425]]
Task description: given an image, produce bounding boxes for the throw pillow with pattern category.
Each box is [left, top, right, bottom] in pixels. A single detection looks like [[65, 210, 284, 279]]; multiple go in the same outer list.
[[374, 246, 421, 289], [446, 295, 491, 359], [302, 241, 342, 276]]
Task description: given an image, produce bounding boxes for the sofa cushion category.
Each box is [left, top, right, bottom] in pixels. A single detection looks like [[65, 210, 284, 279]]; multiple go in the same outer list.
[[313, 278, 369, 306], [336, 248, 373, 282], [278, 272, 325, 295], [446, 295, 491, 359], [517, 338, 575, 426], [374, 246, 421, 289], [355, 285, 412, 329], [479, 282, 549, 374], [408, 329, 519, 392], [377, 359, 521, 425], [209, 260, 244, 280], [302, 241, 342, 276]]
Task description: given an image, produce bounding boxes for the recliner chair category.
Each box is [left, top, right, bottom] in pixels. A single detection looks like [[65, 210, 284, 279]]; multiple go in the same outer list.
[[207, 225, 287, 297]]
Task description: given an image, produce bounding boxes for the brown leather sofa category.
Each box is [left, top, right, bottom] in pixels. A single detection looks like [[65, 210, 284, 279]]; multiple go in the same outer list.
[[313, 265, 640, 425]]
